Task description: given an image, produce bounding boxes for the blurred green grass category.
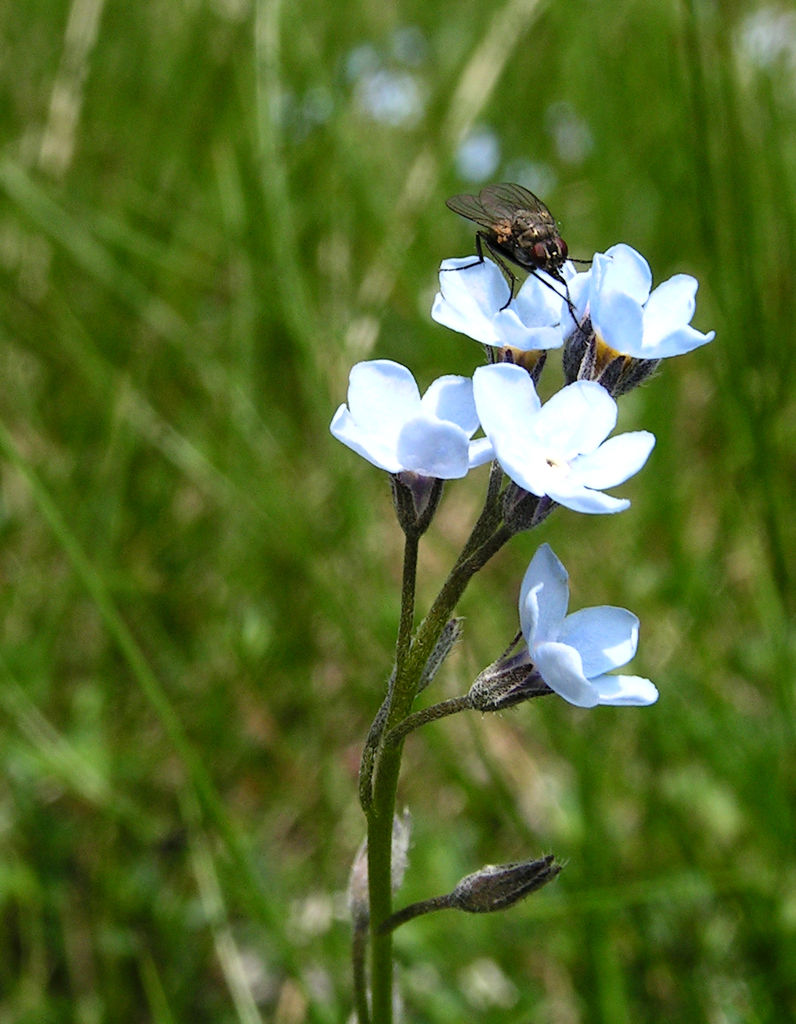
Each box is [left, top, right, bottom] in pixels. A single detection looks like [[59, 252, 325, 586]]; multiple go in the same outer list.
[[1, 0, 794, 1021]]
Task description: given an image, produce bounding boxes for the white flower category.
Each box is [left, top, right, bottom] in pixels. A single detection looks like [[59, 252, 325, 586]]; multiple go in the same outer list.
[[571, 243, 715, 358], [330, 359, 492, 477], [520, 544, 658, 708], [472, 362, 655, 514], [431, 257, 569, 351]]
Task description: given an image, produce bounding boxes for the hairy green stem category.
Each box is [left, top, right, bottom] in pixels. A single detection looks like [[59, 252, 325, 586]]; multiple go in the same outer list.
[[378, 893, 454, 935], [365, 520, 511, 1022], [365, 530, 419, 1023], [384, 695, 472, 748]]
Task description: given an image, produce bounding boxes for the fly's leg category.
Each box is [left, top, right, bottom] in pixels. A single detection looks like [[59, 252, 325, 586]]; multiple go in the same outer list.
[[440, 232, 518, 310]]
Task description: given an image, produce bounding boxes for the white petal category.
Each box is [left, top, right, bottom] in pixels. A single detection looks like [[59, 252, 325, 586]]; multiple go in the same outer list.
[[431, 258, 510, 343], [520, 582, 542, 650], [567, 269, 593, 322], [592, 289, 645, 355], [491, 314, 564, 351], [543, 481, 631, 515], [396, 415, 471, 478], [569, 431, 655, 489], [519, 544, 569, 643], [495, 446, 556, 497], [330, 404, 401, 472], [473, 363, 542, 448], [513, 272, 567, 321], [492, 273, 568, 347], [640, 324, 715, 358], [422, 375, 479, 434], [590, 674, 659, 706], [467, 436, 494, 467], [532, 381, 617, 457], [642, 274, 697, 346], [558, 606, 639, 676], [347, 360, 421, 435], [534, 641, 600, 708], [598, 244, 652, 304]]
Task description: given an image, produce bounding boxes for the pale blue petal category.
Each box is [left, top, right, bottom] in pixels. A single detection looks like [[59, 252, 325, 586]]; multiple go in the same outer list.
[[598, 244, 652, 304], [347, 360, 421, 434], [422, 375, 479, 434], [519, 544, 569, 643], [592, 289, 644, 354], [534, 641, 600, 708], [330, 404, 401, 472], [640, 324, 715, 358], [558, 606, 639, 676], [513, 272, 566, 320], [467, 436, 494, 467], [473, 363, 542, 443], [494, 446, 554, 497], [396, 415, 471, 478], [543, 481, 631, 514], [431, 258, 510, 343], [569, 431, 655, 489], [642, 274, 697, 344], [590, 673, 659, 706], [532, 381, 617, 457], [520, 582, 542, 649], [491, 316, 564, 351], [567, 268, 592, 323]]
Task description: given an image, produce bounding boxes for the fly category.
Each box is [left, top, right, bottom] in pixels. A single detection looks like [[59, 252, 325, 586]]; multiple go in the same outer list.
[[445, 182, 581, 317]]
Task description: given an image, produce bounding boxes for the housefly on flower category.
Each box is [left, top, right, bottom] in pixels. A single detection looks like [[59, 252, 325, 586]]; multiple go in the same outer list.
[[445, 182, 583, 317]]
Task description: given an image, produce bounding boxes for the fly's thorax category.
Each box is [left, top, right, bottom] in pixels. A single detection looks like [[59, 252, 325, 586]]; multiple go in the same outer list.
[[510, 214, 568, 273], [493, 217, 513, 246]]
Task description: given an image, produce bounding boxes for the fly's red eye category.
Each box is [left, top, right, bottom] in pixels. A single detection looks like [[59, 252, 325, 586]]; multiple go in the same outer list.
[[558, 238, 568, 259], [533, 242, 548, 261]]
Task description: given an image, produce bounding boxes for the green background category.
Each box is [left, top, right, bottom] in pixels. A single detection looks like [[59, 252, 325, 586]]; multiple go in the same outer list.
[[1, 0, 794, 1021]]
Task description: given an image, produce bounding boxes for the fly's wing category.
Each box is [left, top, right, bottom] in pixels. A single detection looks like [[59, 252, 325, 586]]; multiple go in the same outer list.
[[478, 183, 554, 224], [445, 192, 500, 230]]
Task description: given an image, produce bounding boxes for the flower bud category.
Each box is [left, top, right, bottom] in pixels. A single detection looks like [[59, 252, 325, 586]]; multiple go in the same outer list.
[[417, 618, 464, 695], [501, 485, 555, 536], [468, 652, 552, 711], [347, 837, 370, 928], [450, 855, 560, 913], [347, 810, 412, 927], [390, 471, 444, 536]]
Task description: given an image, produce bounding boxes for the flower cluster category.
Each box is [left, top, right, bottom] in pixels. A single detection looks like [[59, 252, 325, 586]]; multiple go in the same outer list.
[[331, 239, 713, 708], [337, 220, 714, 1015]]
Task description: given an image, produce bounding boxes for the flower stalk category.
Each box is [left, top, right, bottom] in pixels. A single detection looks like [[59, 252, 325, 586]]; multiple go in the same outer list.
[[333, 213, 713, 1021], [364, 497, 512, 1023]]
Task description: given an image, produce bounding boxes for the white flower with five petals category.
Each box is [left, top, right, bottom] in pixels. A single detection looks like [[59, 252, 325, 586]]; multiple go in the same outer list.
[[472, 362, 655, 514], [520, 544, 658, 708], [570, 243, 715, 358], [431, 257, 569, 351], [330, 359, 492, 478]]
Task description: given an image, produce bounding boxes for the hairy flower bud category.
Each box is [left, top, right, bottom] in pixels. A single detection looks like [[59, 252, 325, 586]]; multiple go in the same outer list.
[[391, 471, 444, 536], [450, 855, 560, 913], [469, 653, 552, 711], [418, 617, 464, 694], [347, 810, 412, 927]]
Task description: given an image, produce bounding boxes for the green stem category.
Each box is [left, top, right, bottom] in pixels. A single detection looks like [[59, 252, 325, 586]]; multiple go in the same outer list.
[[352, 919, 371, 1024], [378, 893, 454, 935], [384, 695, 472, 748], [404, 523, 511, 686], [395, 531, 420, 679], [365, 521, 511, 1022], [366, 529, 419, 1024]]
